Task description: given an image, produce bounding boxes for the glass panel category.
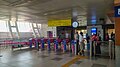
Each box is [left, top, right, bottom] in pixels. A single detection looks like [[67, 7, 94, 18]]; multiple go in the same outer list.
[[10, 21, 16, 26], [0, 20, 9, 32], [0, 20, 11, 39], [17, 21, 32, 32], [38, 24, 41, 29], [11, 28, 18, 38], [17, 21, 33, 38]]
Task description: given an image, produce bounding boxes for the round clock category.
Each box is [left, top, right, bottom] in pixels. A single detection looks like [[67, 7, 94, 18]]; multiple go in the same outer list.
[[72, 21, 78, 28]]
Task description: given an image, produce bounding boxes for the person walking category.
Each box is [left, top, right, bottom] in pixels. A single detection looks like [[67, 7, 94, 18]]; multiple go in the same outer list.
[[79, 32, 85, 56]]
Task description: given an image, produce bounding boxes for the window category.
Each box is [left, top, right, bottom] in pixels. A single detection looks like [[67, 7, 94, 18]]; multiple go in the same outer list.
[[17, 21, 32, 32]]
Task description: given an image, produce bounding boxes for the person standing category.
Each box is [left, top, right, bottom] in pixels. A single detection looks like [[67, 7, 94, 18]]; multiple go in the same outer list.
[[105, 33, 109, 41], [96, 34, 101, 56], [86, 33, 90, 51], [111, 32, 114, 40], [79, 32, 84, 55], [74, 32, 79, 55]]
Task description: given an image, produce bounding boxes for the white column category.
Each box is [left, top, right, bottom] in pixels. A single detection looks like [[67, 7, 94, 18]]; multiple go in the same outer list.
[[31, 23, 36, 38], [15, 15, 20, 39], [8, 15, 13, 38]]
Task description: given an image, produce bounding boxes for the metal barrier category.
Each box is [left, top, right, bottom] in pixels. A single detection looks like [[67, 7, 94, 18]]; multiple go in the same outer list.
[[90, 40, 115, 59], [109, 40, 115, 59]]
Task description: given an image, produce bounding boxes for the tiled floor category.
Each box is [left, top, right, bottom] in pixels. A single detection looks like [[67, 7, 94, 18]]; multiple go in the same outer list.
[[0, 48, 115, 67]]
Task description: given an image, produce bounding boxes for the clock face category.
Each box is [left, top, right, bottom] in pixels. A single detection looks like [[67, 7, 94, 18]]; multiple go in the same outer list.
[[72, 21, 78, 28]]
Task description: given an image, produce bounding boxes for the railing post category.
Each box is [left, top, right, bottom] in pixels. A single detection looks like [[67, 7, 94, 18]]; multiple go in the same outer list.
[[94, 41, 96, 56], [109, 40, 112, 59], [90, 40, 92, 57]]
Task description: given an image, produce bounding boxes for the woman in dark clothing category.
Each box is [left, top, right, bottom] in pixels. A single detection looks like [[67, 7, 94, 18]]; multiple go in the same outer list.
[[86, 33, 90, 51], [105, 33, 109, 41], [95, 34, 101, 56]]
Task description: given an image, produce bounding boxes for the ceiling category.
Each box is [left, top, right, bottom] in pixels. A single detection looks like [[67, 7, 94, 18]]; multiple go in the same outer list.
[[0, 0, 113, 24]]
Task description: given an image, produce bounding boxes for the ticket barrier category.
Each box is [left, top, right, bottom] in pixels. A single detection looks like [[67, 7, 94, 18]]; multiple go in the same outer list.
[[35, 38, 41, 50], [62, 40, 67, 53], [66, 38, 70, 50], [54, 40, 58, 52], [29, 38, 37, 48], [41, 39, 45, 50], [47, 39, 51, 51]]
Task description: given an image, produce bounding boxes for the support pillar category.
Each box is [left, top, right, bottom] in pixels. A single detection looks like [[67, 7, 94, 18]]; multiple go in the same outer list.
[[71, 8, 79, 55], [8, 14, 20, 39], [115, 18, 120, 67], [31, 23, 40, 38]]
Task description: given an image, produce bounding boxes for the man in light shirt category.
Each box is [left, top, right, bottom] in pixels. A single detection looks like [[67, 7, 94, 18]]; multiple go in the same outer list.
[[79, 32, 85, 55]]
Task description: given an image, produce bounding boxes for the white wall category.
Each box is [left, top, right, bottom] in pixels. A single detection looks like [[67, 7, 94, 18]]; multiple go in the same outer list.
[[40, 24, 57, 38]]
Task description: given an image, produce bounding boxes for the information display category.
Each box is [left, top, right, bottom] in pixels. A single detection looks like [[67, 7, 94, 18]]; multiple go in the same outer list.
[[91, 27, 97, 35]]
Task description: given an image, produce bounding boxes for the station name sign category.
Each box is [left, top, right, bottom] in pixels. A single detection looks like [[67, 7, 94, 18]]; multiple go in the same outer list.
[[48, 19, 71, 27]]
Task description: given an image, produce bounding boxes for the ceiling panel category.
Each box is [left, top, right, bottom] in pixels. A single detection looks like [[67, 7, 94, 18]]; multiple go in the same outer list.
[[0, 0, 113, 24]]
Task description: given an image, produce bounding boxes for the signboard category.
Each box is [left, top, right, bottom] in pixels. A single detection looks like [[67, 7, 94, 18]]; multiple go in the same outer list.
[[115, 6, 120, 17], [48, 19, 71, 27], [91, 27, 97, 35]]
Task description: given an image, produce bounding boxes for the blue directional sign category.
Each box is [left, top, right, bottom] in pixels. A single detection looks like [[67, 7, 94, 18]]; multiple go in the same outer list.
[[115, 6, 120, 17]]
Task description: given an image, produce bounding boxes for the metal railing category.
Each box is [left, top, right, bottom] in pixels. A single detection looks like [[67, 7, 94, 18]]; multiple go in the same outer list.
[[90, 40, 115, 59]]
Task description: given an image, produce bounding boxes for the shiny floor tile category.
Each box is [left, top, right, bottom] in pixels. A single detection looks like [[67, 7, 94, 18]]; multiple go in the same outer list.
[[74, 61, 83, 65], [51, 57, 63, 61], [92, 64, 107, 67], [0, 49, 115, 67], [38, 55, 48, 58]]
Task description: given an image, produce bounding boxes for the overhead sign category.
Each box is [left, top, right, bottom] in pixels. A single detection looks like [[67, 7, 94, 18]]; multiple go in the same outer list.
[[115, 6, 120, 17], [48, 19, 71, 27]]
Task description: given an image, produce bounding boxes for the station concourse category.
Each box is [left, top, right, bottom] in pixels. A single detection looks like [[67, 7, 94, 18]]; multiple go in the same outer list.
[[0, 0, 119, 67]]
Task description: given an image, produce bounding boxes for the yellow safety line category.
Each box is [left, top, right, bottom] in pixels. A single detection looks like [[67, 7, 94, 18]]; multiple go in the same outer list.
[[62, 56, 87, 67]]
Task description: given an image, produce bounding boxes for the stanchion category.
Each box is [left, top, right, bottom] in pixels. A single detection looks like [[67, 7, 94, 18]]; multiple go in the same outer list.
[[29, 38, 33, 48], [90, 40, 92, 57], [94, 41, 96, 56], [47, 39, 51, 51], [112, 41, 115, 59], [109, 40, 112, 58]]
